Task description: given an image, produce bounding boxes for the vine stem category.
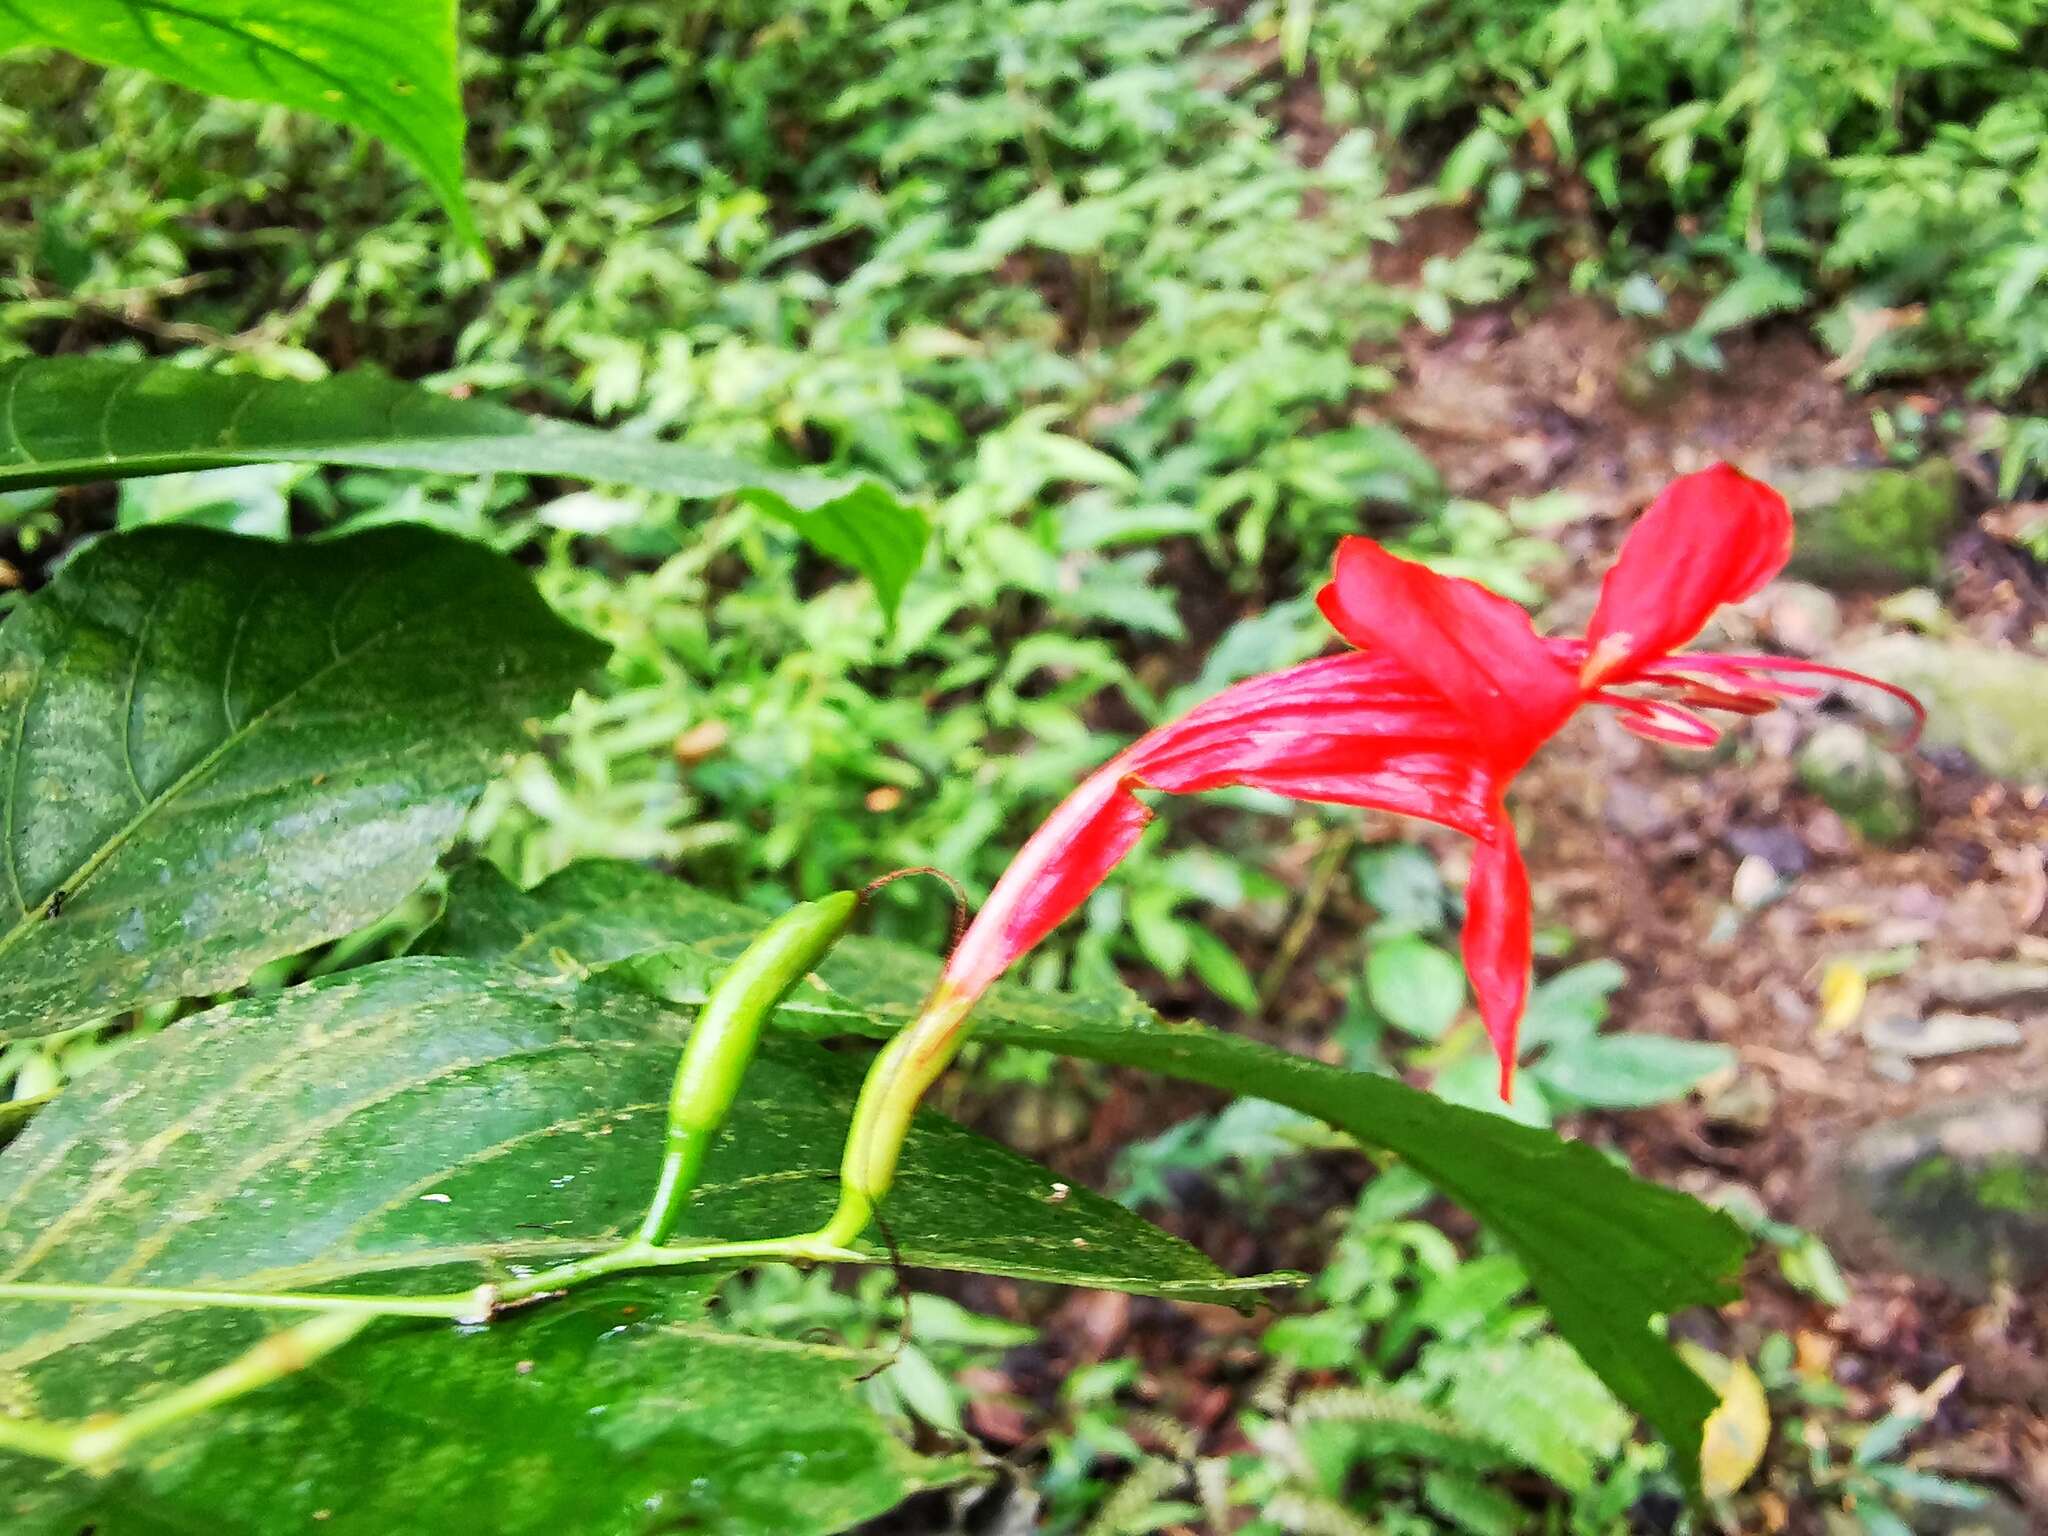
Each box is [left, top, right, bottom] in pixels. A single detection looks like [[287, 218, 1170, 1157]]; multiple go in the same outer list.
[[0, 1280, 485, 1320], [1, 1311, 370, 1474], [0, 1232, 870, 1473], [0, 1233, 869, 1328]]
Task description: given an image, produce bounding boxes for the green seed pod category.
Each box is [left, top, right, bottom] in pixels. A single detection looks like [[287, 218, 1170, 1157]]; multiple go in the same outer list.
[[636, 891, 858, 1247]]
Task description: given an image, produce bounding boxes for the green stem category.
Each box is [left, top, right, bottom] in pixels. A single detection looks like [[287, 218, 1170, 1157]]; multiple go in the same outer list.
[[0, 1311, 373, 1475], [0, 1233, 871, 1474], [0, 1233, 871, 1338], [65, 1312, 372, 1473], [0, 1411, 78, 1464], [0, 1280, 483, 1320], [636, 890, 858, 1246]]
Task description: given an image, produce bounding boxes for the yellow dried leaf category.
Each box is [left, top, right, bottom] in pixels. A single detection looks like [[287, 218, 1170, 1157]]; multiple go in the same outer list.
[[1817, 960, 1867, 1034], [1681, 1344, 1771, 1499]]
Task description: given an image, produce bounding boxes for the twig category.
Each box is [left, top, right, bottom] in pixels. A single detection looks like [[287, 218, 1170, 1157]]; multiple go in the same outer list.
[[1258, 826, 1359, 1009]]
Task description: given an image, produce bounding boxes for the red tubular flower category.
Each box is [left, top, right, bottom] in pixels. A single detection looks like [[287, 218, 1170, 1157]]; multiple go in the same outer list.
[[938, 464, 1922, 1100]]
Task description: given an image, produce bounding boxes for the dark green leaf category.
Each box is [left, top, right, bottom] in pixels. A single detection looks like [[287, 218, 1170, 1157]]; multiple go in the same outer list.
[[0, 1, 476, 246], [0, 954, 1271, 1524], [0, 525, 603, 1043], [0, 359, 928, 616], [0, 960, 1265, 1318], [427, 860, 1750, 1478], [3, 1281, 952, 1536]]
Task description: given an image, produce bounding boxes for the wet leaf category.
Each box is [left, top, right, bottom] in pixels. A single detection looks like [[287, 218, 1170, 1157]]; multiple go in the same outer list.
[[0, 525, 603, 1043], [0, 359, 927, 617], [0, 961, 1266, 1328], [0, 954, 1271, 1523], [3, 1281, 954, 1535]]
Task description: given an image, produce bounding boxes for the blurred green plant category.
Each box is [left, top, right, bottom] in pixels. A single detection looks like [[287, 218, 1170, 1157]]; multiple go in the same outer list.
[[1280, 0, 2048, 399]]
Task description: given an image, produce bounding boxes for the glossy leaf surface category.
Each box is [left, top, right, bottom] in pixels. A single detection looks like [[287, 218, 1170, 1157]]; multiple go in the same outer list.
[[3, 1281, 951, 1535], [0, 525, 603, 1042], [0, 956, 1265, 1523]]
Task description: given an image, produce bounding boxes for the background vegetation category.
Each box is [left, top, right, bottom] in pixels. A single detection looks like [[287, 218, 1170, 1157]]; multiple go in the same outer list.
[[3, 1, 2044, 1531]]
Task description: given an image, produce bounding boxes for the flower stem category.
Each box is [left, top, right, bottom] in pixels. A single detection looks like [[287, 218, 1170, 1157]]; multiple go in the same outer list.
[[811, 984, 977, 1248], [635, 890, 858, 1247]]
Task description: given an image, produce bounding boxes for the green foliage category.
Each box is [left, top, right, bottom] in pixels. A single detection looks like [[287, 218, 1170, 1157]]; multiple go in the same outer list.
[[0, 0, 1577, 1008], [1744, 1329, 1993, 1533], [5, 1281, 950, 1535], [1341, 858, 1734, 1129], [0, 358, 928, 618], [0, 960, 1254, 1313], [0, 525, 601, 1041], [0, 0, 476, 247], [4, 0, 1931, 1525], [1049, 1176, 1675, 1534], [1294, 0, 2048, 397]]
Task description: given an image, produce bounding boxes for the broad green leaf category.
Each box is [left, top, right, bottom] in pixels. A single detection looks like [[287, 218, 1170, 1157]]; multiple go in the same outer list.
[[424, 860, 1752, 1478], [1533, 1035, 1735, 1109], [0, 358, 928, 617], [2, 1281, 951, 1535], [0, 525, 604, 1043], [0, 961, 1265, 1321], [1365, 935, 1467, 1039], [0, 956, 1268, 1524], [0, 1, 475, 247]]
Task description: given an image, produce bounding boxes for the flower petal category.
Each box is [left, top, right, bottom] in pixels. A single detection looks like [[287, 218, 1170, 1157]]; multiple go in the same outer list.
[[1318, 539, 1577, 761], [1137, 653, 1500, 836], [1461, 813, 1533, 1100], [939, 653, 1512, 1004], [1584, 465, 1792, 685], [940, 762, 1155, 998]]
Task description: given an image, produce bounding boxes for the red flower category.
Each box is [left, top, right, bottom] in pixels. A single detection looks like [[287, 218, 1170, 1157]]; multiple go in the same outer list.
[[938, 464, 1921, 1098]]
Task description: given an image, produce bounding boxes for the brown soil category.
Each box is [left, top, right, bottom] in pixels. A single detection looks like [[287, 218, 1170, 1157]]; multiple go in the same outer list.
[[1381, 286, 1883, 518]]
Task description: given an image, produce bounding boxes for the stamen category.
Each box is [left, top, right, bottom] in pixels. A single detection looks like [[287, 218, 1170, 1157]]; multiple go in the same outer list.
[[1591, 691, 1724, 749], [1668, 653, 1926, 747]]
